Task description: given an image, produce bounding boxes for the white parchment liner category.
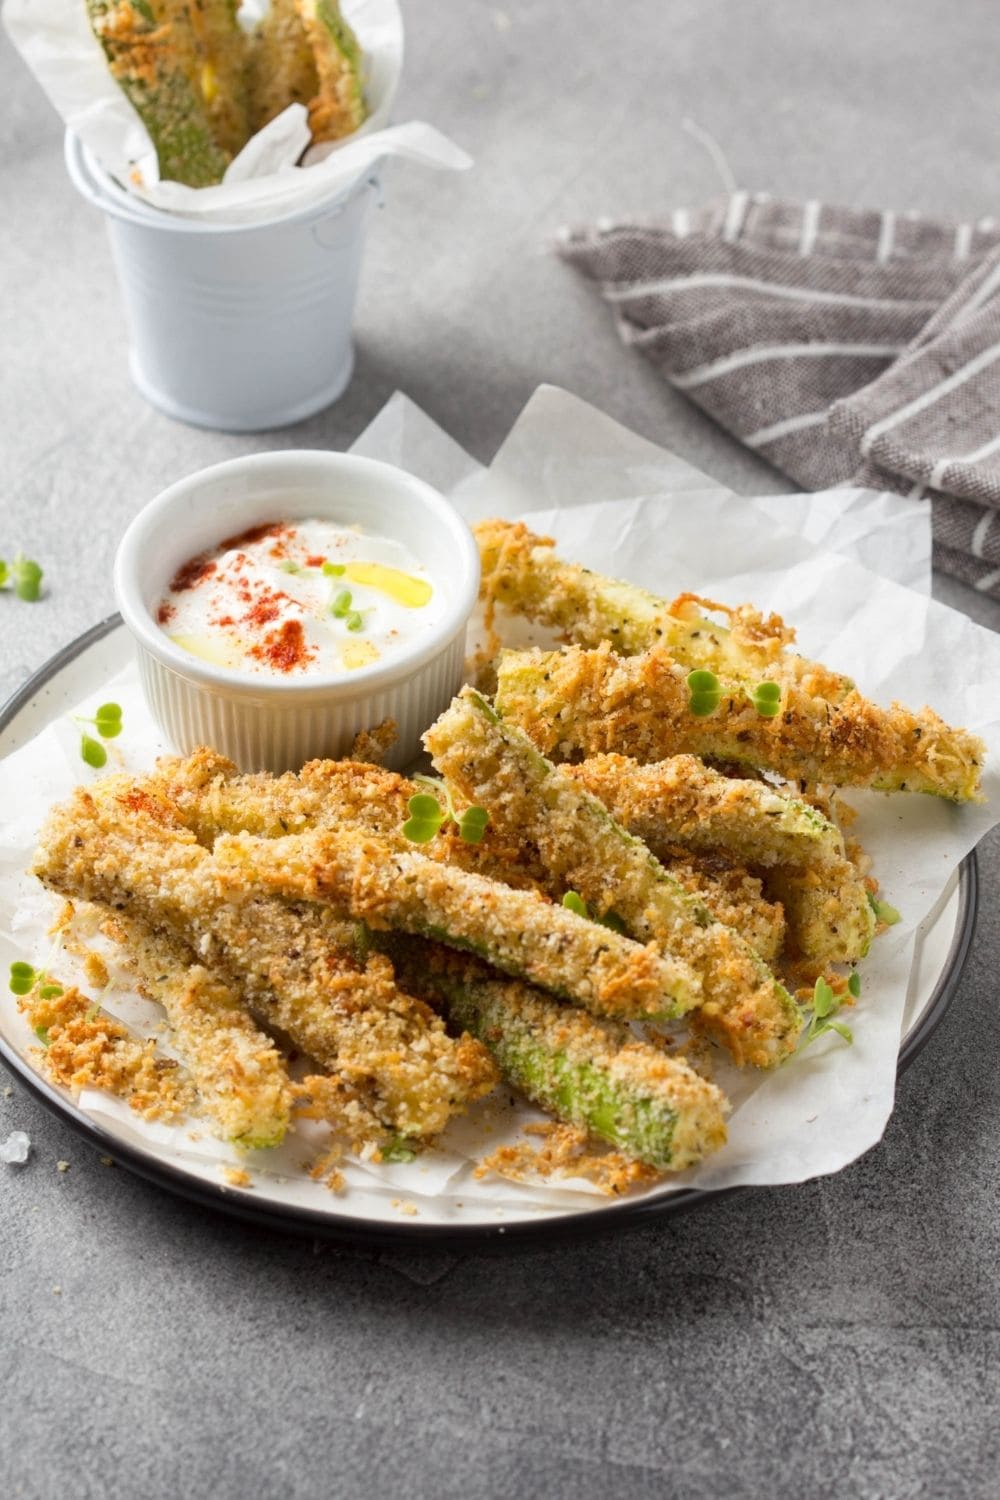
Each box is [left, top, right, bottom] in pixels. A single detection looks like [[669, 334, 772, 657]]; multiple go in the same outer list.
[[1, 385, 997, 1224]]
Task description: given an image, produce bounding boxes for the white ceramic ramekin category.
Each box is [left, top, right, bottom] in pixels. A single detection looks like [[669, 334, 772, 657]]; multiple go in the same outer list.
[[113, 451, 480, 772]]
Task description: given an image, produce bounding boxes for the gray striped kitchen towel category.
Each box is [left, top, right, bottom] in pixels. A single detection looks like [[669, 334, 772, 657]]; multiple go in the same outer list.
[[558, 192, 1000, 601]]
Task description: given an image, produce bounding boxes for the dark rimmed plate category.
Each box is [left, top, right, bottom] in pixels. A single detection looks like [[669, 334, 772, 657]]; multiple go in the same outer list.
[[0, 615, 978, 1249]]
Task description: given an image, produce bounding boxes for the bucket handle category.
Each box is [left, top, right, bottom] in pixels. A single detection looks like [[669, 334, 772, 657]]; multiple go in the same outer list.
[[311, 175, 383, 250]]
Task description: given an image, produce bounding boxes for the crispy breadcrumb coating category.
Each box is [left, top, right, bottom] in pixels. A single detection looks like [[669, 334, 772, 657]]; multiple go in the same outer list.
[[495, 643, 985, 802], [475, 518, 851, 700], [31, 779, 497, 1139], [99, 909, 292, 1148], [392, 940, 728, 1173], [564, 754, 873, 963], [19, 981, 193, 1120], [425, 690, 801, 1067], [212, 827, 699, 1020]]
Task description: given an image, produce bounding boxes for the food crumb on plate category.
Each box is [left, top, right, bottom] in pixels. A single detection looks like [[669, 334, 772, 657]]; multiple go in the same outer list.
[[391, 1199, 419, 1217], [222, 1166, 252, 1188], [56, 1160, 70, 1173]]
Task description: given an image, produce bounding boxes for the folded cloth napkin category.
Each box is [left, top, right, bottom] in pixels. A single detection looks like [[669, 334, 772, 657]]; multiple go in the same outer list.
[[558, 192, 1000, 601]]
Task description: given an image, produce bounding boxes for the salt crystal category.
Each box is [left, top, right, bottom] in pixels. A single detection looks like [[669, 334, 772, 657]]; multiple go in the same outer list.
[[1, 1130, 31, 1164]]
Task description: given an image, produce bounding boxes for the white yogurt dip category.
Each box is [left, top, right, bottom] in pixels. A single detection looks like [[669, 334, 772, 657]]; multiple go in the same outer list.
[[156, 518, 446, 678]]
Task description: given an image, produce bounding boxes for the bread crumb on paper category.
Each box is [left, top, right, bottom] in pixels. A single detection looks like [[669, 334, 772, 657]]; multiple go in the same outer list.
[[476, 1123, 660, 1197], [222, 1166, 252, 1188], [391, 1198, 419, 1217]]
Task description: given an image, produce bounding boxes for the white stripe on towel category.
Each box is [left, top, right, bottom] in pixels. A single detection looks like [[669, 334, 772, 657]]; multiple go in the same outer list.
[[602, 273, 938, 312], [671, 342, 904, 391], [859, 339, 1000, 456], [744, 411, 829, 448], [799, 200, 821, 257]]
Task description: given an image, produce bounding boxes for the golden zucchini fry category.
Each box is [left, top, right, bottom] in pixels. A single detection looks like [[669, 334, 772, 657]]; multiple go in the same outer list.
[[495, 643, 985, 803], [212, 827, 700, 1021], [475, 518, 852, 700], [391, 940, 729, 1174], [565, 754, 875, 964], [425, 689, 802, 1068], [32, 779, 498, 1139]]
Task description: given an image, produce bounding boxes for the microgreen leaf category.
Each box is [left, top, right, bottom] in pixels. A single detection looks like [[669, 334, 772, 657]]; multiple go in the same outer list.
[[749, 681, 782, 718], [598, 909, 628, 935], [687, 668, 721, 717], [869, 895, 901, 926], [458, 806, 489, 844], [11, 553, 42, 602], [80, 735, 108, 770], [848, 971, 861, 999], [812, 977, 835, 1018], [795, 975, 855, 1056], [322, 562, 346, 577], [278, 560, 301, 574], [330, 588, 352, 618], [345, 611, 365, 632], [402, 792, 446, 844], [9, 962, 36, 996], [33, 1026, 50, 1048], [94, 703, 123, 739], [9, 962, 62, 1001], [562, 891, 589, 918], [0, 560, 7, 588]]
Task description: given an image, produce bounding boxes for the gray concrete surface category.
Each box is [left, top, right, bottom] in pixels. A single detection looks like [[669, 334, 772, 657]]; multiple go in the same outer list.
[[2, 2, 1000, 1496]]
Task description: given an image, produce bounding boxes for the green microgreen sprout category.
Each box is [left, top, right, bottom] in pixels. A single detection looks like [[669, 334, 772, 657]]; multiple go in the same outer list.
[[797, 976, 854, 1054], [848, 971, 861, 999], [73, 702, 123, 770], [403, 777, 490, 846], [322, 562, 346, 577], [0, 552, 44, 602], [687, 668, 721, 717], [749, 681, 782, 718], [868, 893, 901, 926], [278, 560, 301, 575], [9, 961, 63, 1001], [345, 610, 365, 632], [330, 587, 353, 618], [561, 890, 629, 934]]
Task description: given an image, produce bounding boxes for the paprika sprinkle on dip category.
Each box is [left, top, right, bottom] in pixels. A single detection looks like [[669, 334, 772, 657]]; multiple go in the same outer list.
[[157, 519, 444, 679]]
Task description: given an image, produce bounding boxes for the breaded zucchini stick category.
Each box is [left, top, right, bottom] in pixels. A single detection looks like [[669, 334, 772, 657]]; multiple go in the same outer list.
[[247, 0, 318, 134], [659, 854, 786, 965], [298, 0, 366, 143], [152, 749, 409, 843], [495, 644, 985, 803], [85, 0, 231, 186], [425, 690, 801, 1068], [565, 754, 875, 964], [212, 828, 699, 1021], [475, 519, 851, 700], [156, 0, 250, 157], [100, 908, 292, 1148], [391, 941, 728, 1173], [32, 781, 497, 1139]]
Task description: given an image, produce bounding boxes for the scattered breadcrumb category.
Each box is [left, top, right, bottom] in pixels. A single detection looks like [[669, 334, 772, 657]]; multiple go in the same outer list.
[[18, 982, 193, 1121], [391, 1198, 419, 1216], [99, 1156, 114, 1168], [350, 719, 398, 765], [52, 1286, 62, 1296], [56, 1160, 70, 1173], [475, 1122, 660, 1196], [308, 1142, 346, 1193], [223, 1166, 252, 1188]]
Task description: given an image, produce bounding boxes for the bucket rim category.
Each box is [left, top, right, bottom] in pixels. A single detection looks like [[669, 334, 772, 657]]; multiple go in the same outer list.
[[64, 130, 379, 236]]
